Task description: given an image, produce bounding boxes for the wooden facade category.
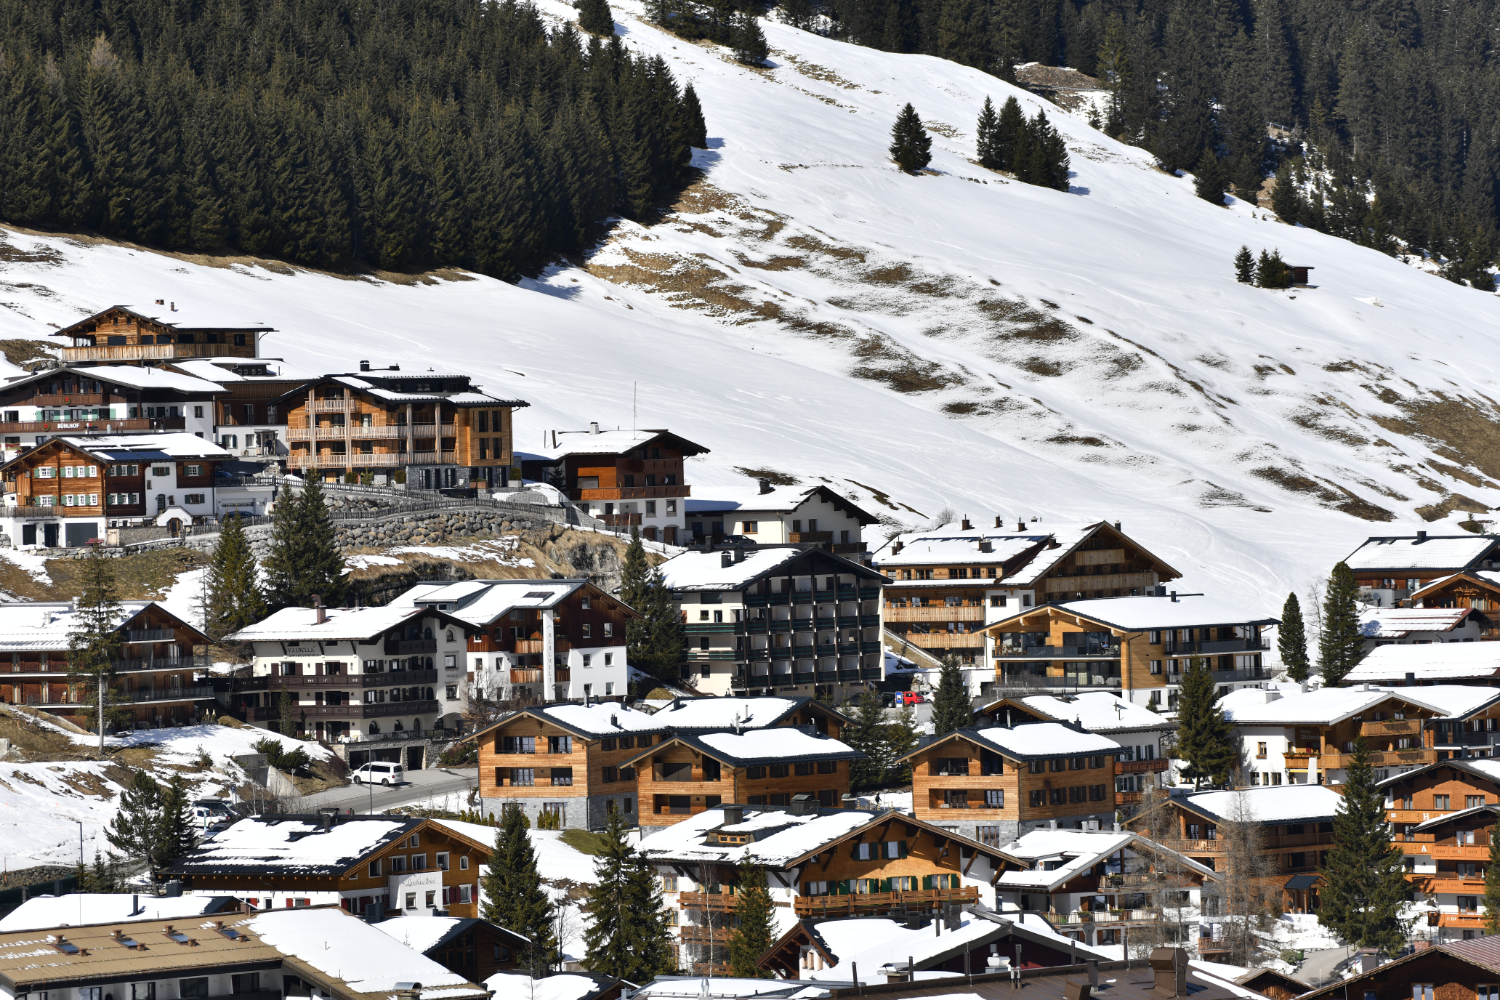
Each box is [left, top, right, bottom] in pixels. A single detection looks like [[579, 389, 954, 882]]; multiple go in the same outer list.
[[50, 305, 270, 363], [1414, 574, 1500, 640], [1399, 806, 1497, 934], [0, 367, 221, 444], [414, 918, 528, 981], [1127, 797, 1335, 878], [462, 583, 633, 696]]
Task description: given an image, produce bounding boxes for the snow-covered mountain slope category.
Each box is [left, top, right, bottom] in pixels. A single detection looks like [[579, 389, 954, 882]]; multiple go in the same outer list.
[[3, 2, 1499, 611]]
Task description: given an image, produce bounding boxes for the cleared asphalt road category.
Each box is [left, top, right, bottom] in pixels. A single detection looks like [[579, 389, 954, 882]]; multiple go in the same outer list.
[[1295, 947, 1351, 989], [299, 767, 478, 815]]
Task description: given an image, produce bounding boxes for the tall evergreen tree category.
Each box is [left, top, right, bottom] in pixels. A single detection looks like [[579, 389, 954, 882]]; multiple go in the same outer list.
[[728, 858, 775, 977], [206, 514, 266, 643], [263, 481, 347, 610], [1270, 162, 1300, 223], [976, 97, 1001, 168], [1486, 824, 1500, 933], [1194, 147, 1227, 204], [930, 655, 971, 737], [483, 804, 556, 973], [1175, 658, 1236, 788], [1319, 562, 1364, 686], [158, 774, 195, 865], [584, 809, 667, 979], [1233, 245, 1256, 283], [994, 96, 1026, 172], [278, 688, 296, 737], [1318, 737, 1408, 953], [889, 103, 932, 173], [845, 690, 889, 790], [67, 544, 126, 747], [1279, 592, 1309, 683], [105, 770, 163, 877], [733, 15, 770, 65], [578, 0, 616, 35], [681, 85, 708, 148]]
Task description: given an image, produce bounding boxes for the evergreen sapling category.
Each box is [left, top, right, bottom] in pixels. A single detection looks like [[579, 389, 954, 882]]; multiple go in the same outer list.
[[1233, 245, 1255, 283], [889, 103, 932, 173]]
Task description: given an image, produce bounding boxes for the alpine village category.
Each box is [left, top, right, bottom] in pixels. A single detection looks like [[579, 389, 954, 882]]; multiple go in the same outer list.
[[2, 0, 1500, 998]]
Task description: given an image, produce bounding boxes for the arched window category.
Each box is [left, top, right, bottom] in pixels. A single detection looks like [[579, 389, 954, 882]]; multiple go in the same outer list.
[[446, 630, 455, 642], [369, 722, 380, 735], [393, 720, 404, 731], [426, 656, 435, 669], [424, 627, 433, 639]]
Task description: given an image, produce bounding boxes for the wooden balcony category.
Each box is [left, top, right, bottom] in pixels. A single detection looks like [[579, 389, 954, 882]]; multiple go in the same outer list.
[[514, 639, 572, 654], [61, 343, 255, 362], [793, 886, 978, 916], [1116, 759, 1169, 775], [1361, 719, 1422, 737], [1437, 911, 1488, 928], [1321, 748, 1437, 768], [892, 631, 985, 649], [0, 417, 184, 435], [1044, 571, 1159, 595], [678, 925, 734, 944], [788, 531, 833, 543], [1409, 875, 1486, 894], [679, 892, 740, 911], [576, 486, 690, 501], [1159, 839, 1221, 854], [507, 668, 568, 684], [1430, 845, 1492, 860], [884, 606, 986, 623], [1262, 832, 1334, 849]]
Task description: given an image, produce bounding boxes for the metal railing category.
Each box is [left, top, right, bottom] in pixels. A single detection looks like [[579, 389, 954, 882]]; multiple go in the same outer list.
[[126, 628, 176, 642]]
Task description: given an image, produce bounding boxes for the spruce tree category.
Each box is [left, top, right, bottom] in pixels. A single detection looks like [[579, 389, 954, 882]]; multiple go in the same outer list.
[[583, 809, 635, 976], [1279, 592, 1309, 683], [1194, 147, 1227, 205], [930, 655, 971, 737], [682, 85, 708, 149], [67, 544, 126, 747], [845, 690, 888, 790], [976, 97, 1000, 169], [483, 804, 556, 973], [995, 96, 1026, 172], [157, 774, 194, 867], [733, 15, 769, 66], [278, 689, 296, 737], [1319, 562, 1364, 686], [1233, 245, 1255, 283], [262, 484, 303, 610], [263, 481, 347, 611], [206, 514, 266, 643], [1270, 161, 1299, 223], [727, 858, 774, 977], [577, 0, 615, 35], [1175, 657, 1235, 788], [1254, 249, 1276, 288], [620, 528, 650, 610], [889, 103, 932, 173], [106, 770, 163, 877], [1486, 824, 1500, 934], [622, 842, 677, 976], [1318, 737, 1408, 954]]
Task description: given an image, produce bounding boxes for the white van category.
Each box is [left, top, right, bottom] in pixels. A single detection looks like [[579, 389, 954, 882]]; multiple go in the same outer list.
[[351, 762, 405, 786]]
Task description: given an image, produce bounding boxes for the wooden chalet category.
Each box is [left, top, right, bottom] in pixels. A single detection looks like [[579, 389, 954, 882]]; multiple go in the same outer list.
[[0, 364, 225, 454], [277, 365, 527, 488], [50, 304, 272, 364], [166, 358, 315, 460], [872, 520, 1182, 700], [895, 722, 1122, 846], [1297, 935, 1500, 1000], [521, 427, 710, 541], [371, 915, 529, 981], [468, 696, 851, 831], [625, 728, 862, 828], [1230, 969, 1311, 1000], [1415, 572, 1500, 628], [978, 594, 1278, 710], [159, 814, 493, 919], [0, 599, 210, 729], [1343, 531, 1500, 606], [1382, 763, 1500, 935]]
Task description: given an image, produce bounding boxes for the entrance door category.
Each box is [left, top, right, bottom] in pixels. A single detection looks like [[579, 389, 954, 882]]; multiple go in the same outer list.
[[43, 523, 58, 547], [406, 745, 423, 770]]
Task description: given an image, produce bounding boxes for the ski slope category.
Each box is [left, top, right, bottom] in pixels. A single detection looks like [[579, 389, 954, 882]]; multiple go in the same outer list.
[[3, 1, 1500, 614]]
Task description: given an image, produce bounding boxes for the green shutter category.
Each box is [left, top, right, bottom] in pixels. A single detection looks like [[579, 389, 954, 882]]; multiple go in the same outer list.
[[899, 840, 908, 858], [922, 875, 933, 890], [836, 880, 850, 895]]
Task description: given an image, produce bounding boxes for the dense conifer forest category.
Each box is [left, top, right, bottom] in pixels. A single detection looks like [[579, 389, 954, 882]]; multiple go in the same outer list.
[[0, 0, 704, 277]]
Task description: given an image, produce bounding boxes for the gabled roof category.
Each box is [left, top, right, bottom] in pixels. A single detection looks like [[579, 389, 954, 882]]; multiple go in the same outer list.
[[1345, 642, 1500, 683], [993, 829, 1219, 892], [1218, 685, 1454, 726], [1298, 937, 1500, 999], [160, 815, 422, 877], [53, 304, 275, 337], [656, 544, 886, 592], [1376, 757, 1500, 790], [0, 893, 237, 932], [1413, 570, 1500, 604], [618, 729, 864, 768], [896, 723, 1121, 765], [464, 696, 851, 744], [687, 485, 881, 525], [1234, 969, 1310, 994], [2, 364, 229, 396], [1359, 605, 1473, 637], [1168, 785, 1345, 826], [1342, 534, 1500, 574], [165, 359, 317, 385], [982, 595, 1278, 636], [2, 433, 232, 475], [391, 579, 635, 627], [226, 604, 476, 643], [372, 916, 530, 955], [526, 428, 708, 461], [0, 599, 208, 651], [277, 374, 526, 409], [978, 692, 1177, 734], [1413, 803, 1500, 833]]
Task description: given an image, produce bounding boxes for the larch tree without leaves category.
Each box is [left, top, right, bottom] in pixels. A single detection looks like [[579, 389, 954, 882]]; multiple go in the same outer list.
[[889, 103, 932, 173], [1278, 591, 1309, 683], [1319, 561, 1364, 685], [1318, 737, 1408, 953]]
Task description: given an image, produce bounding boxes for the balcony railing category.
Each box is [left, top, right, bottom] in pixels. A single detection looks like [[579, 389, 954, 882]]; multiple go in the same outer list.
[[513, 639, 571, 654], [1162, 639, 1269, 655], [126, 628, 176, 643], [1322, 748, 1437, 768], [0, 417, 185, 435], [992, 673, 1124, 690], [885, 606, 985, 623], [268, 669, 438, 688], [678, 926, 735, 943], [793, 886, 978, 916], [996, 644, 1121, 659], [250, 699, 439, 720], [893, 632, 986, 649], [577, 486, 691, 500], [1116, 758, 1169, 774], [1362, 719, 1423, 736], [115, 684, 216, 704], [511, 669, 542, 684]]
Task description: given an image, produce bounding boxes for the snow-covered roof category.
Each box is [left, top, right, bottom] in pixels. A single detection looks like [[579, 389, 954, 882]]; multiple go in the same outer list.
[[249, 908, 484, 1000], [686, 485, 879, 524], [1344, 642, 1500, 682], [1388, 684, 1500, 719], [1010, 692, 1175, 733], [526, 428, 708, 460], [391, 579, 597, 624], [484, 973, 621, 1000], [0, 893, 236, 932], [169, 358, 315, 383], [908, 723, 1120, 763], [320, 374, 525, 407], [58, 303, 274, 333], [1359, 606, 1472, 637], [656, 545, 882, 591], [643, 695, 841, 731], [58, 432, 232, 460], [1413, 803, 1499, 833], [1343, 534, 1500, 573], [1218, 685, 1456, 726], [0, 600, 195, 651], [369, 916, 518, 956], [803, 913, 1085, 981], [1176, 785, 1345, 825], [161, 816, 418, 876], [1377, 757, 1500, 790], [10, 364, 228, 395], [637, 806, 886, 867], [1032, 595, 1279, 630], [995, 830, 1134, 889], [631, 729, 863, 767], [227, 604, 467, 643]]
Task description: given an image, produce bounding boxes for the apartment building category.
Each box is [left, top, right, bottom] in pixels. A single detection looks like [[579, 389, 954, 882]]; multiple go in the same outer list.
[[0, 599, 209, 729], [467, 696, 850, 829], [226, 602, 475, 741], [873, 519, 1182, 699], [279, 365, 526, 488], [896, 721, 1123, 845], [48, 303, 273, 365], [0, 365, 224, 459], [1400, 805, 1500, 939], [389, 578, 635, 705], [634, 804, 1013, 973], [1, 433, 231, 547], [979, 594, 1278, 710], [168, 358, 314, 461], [687, 483, 877, 557], [628, 727, 862, 827], [1358, 606, 1487, 651], [656, 543, 886, 698], [975, 692, 1174, 807], [160, 814, 493, 918], [1344, 531, 1500, 607]]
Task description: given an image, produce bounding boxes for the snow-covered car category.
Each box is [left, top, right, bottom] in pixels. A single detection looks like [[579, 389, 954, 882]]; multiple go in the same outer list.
[[351, 762, 404, 786]]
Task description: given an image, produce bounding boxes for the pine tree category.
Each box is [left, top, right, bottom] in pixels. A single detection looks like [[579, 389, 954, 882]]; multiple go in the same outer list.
[[620, 528, 650, 609], [845, 690, 888, 790], [681, 85, 708, 148], [1319, 562, 1364, 686], [728, 858, 775, 976], [157, 774, 194, 867], [578, 0, 616, 35], [106, 770, 163, 877], [994, 95, 1026, 172], [206, 514, 266, 644], [1270, 161, 1299, 223], [626, 539, 684, 688], [1486, 824, 1500, 934], [1318, 737, 1408, 953], [1194, 147, 1227, 205], [930, 655, 971, 736], [976, 97, 1000, 169], [67, 544, 126, 746], [1279, 592, 1309, 683], [583, 809, 635, 975], [889, 103, 932, 173], [1175, 658, 1235, 788], [1234, 245, 1256, 283], [483, 803, 556, 973], [733, 15, 769, 66], [263, 481, 347, 611], [622, 841, 678, 976]]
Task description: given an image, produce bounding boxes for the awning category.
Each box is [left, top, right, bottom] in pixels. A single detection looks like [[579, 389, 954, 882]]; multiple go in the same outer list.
[[1284, 874, 1321, 890]]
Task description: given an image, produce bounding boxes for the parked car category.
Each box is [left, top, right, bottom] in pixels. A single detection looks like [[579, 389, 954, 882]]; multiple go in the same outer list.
[[899, 691, 926, 705], [351, 762, 405, 785]]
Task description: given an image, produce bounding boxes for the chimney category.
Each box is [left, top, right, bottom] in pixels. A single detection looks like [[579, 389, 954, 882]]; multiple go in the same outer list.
[[170, 301, 176, 312], [610, 713, 618, 727], [1114, 521, 1121, 531], [994, 516, 1002, 528], [1170, 591, 1178, 603], [1017, 521, 1026, 531], [359, 360, 371, 371], [313, 594, 326, 625], [733, 547, 745, 563], [893, 540, 903, 554], [589, 421, 600, 435], [721, 551, 734, 568], [1406, 671, 1416, 687], [758, 478, 772, 495], [551, 429, 557, 448], [1416, 530, 1427, 542], [961, 518, 972, 530]]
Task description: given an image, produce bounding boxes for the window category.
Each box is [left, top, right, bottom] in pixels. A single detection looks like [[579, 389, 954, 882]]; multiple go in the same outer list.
[[1470, 795, 1486, 808], [933, 757, 969, 776], [369, 859, 382, 877], [1030, 790, 1046, 807], [1090, 784, 1107, 801], [602, 766, 619, 784], [179, 981, 209, 999], [458, 884, 472, 904], [510, 768, 535, 787], [501, 736, 536, 754], [133, 984, 157, 1000], [604, 622, 613, 637], [389, 855, 407, 873], [986, 789, 1004, 808], [183, 493, 205, 504], [1050, 788, 1066, 806], [548, 735, 572, 754], [1435, 795, 1451, 809], [411, 854, 428, 870], [743, 521, 758, 533], [152, 466, 170, 476], [817, 760, 837, 774], [408, 834, 420, 847], [551, 767, 574, 786], [582, 624, 592, 638], [1412, 988, 1433, 1000]]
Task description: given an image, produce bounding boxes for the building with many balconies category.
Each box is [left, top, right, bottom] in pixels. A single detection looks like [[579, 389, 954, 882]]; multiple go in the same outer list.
[[686, 483, 878, 558], [48, 303, 273, 364], [0, 600, 211, 729], [654, 543, 886, 698], [167, 358, 316, 462]]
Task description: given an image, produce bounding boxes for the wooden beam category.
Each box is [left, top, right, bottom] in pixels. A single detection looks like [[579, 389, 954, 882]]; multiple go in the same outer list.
[[963, 847, 979, 876]]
